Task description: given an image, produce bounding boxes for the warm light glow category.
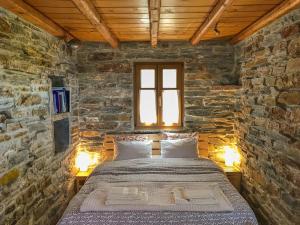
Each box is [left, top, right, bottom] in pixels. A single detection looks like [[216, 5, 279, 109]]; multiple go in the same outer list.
[[139, 90, 157, 124], [75, 151, 91, 172], [224, 146, 240, 167], [162, 90, 179, 125], [75, 148, 101, 172], [90, 152, 100, 167]]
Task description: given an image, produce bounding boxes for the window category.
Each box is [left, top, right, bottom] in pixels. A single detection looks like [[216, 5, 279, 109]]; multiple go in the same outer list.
[[134, 62, 183, 129]]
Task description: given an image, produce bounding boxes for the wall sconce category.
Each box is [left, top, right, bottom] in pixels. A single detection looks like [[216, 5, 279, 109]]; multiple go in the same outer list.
[[223, 146, 240, 167], [75, 151, 91, 172], [75, 149, 101, 172], [67, 39, 81, 50]]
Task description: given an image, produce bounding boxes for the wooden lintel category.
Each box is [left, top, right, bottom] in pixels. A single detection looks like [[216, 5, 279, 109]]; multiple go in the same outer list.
[[190, 0, 234, 45], [0, 0, 73, 40], [231, 0, 300, 44], [149, 0, 161, 47], [71, 0, 119, 48]]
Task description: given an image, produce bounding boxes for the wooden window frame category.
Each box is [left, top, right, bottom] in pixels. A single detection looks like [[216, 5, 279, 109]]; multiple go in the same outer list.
[[134, 62, 184, 130]]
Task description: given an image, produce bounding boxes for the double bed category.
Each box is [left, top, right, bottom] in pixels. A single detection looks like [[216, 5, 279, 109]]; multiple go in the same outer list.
[[58, 157, 258, 225]]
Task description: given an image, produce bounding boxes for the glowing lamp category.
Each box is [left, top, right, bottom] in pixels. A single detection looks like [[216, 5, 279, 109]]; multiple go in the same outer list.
[[224, 146, 240, 167], [75, 151, 91, 172]]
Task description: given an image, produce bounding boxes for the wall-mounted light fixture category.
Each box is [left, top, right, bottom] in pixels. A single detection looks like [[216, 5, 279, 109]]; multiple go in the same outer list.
[[75, 151, 91, 172], [75, 147, 100, 172], [223, 145, 240, 167], [67, 39, 81, 50]]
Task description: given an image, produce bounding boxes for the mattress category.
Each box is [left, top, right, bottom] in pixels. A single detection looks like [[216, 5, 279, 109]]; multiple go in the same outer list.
[[57, 158, 258, 225]]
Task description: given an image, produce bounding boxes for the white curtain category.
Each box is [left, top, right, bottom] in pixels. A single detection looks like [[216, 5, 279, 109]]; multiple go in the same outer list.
[[139, 90, 157, 124]]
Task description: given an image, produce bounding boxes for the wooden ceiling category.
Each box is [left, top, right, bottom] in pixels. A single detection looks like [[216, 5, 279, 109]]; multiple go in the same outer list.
[[1, 0, 299, 48]]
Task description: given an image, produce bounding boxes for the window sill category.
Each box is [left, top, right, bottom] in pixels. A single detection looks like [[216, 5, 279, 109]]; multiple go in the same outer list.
[[134, 126, 186, 132]]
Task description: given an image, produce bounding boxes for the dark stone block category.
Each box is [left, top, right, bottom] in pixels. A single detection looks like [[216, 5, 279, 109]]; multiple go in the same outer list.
[[54, 118, 70, 154], [281, 23, 300, 38], [88, 52, 114, 61]]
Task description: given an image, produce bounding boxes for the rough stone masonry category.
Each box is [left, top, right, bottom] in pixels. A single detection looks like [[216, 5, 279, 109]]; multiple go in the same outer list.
[[235, 8, 300, 225], [0, 9, 79, 225], [76, 41, 241, 162]]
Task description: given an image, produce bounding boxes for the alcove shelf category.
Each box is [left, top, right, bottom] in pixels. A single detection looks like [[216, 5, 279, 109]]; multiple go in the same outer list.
[[49, 77, 72, 154]]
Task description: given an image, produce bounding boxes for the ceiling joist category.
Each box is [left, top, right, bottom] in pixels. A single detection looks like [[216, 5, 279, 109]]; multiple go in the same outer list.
[[231, 0, 300, 44], [190, 0, 234, 45], [149, 0, 161, 47], [71, 0, 119, 48], [0, 0, 73, 40]]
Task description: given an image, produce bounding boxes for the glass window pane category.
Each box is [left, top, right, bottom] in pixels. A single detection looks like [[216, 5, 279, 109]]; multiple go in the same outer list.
[[162, 90, 179, 125], [139, 90, 157, 124], [141, 69, 155, 88], [163, 69, 177, 88]]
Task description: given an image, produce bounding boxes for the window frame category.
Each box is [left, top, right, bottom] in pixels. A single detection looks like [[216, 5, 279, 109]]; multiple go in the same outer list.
[[134, 62, 184, 130]]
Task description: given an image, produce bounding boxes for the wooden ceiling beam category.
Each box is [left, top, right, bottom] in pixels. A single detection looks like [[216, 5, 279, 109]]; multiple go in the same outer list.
[[149, 0, 161, 47], [71, 0, 119, 48], [190, 0, 234, 45], [0, 0, 73, 40], [231, 0, 300, 44]]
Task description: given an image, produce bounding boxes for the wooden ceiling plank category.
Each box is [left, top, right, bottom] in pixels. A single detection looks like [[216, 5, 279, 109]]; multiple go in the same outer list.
[[25, 0, 75, 7], [92, 0, 148, 8], [97, 7, 149, 14], [228, 4, 280, 12], [101, 14, 149, 19], [222, 11, 269, 18], [160, 6, 212, 13], [160, 18, 205, 23], [61, 24, 95, 29], [191, 0, 234, 45], [47, 13, 87, 20], [231, 0, 300, 44], [109, 24, 150, 28], [0, 0, 73, 39], [71, 0, 119, 48], [52, 18, 90, 23], [36, 7, 81, 14], [232, 0, 282, 6], [160, 13, 208, 19], [219, 17, 261, 22], [106, 18, 150, 24], [149, 0, 161, 47], [161, 0, 216, 7]]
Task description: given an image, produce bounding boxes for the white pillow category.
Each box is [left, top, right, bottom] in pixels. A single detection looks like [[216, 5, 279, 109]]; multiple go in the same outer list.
[[114, 141, 152, 161], [160, 138, 198, 158]]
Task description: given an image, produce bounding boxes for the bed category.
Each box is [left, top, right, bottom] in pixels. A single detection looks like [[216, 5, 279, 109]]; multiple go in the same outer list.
[[57, 134, 258, 225]]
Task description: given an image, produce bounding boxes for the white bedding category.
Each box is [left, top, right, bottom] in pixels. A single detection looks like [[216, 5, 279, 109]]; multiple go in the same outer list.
[[57, 158, 258, 225], [80, 182, 234, 212]]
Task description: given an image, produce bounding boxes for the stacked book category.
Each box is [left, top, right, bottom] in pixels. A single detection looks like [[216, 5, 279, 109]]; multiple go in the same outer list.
[[52, 88, 70, 114]]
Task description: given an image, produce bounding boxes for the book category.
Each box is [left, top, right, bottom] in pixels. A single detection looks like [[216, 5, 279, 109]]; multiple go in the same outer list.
[[52, 88, 70, 114]]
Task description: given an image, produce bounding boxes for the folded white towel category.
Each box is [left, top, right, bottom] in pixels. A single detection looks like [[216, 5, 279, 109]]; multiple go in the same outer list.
[[148, 188, 175, 206], [105, 186, 148, 205], [172, 187, 217, 205], [109, 187, 139, 195]]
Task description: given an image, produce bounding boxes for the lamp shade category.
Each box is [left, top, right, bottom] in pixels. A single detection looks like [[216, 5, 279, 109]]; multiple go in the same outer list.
[[75, 151, 91, 172], [224, 146, 239, 167]]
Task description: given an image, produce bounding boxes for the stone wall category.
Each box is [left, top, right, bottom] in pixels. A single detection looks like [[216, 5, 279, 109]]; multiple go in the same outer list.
[[0, 9, 79, 225], [235, 8, 300, 225], [4, 4, 299, 225], [76, 41, 240, 161]]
